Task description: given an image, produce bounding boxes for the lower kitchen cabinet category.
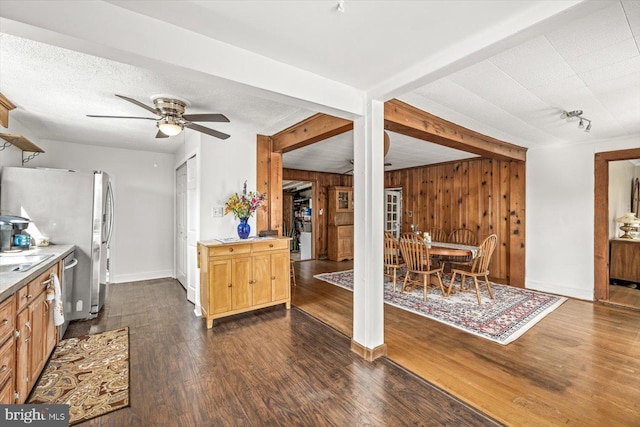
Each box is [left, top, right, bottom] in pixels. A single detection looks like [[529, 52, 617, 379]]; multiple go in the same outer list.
[[0, 295, 15, 404], [199, 238, 291, 328], [14, 262, 58, 404]]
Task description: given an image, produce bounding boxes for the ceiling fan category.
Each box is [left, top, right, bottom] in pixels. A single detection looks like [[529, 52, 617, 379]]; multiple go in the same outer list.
[[87, 94, 230, 139], [343, 131, 392, 174]]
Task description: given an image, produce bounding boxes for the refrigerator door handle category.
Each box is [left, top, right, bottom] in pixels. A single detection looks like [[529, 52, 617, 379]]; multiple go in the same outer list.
[[103, 181, 114, 245]]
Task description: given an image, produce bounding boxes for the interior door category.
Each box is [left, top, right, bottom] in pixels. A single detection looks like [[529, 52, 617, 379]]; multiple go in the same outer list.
[[176, 163, 187, 288], [384, 189, 402, 238]]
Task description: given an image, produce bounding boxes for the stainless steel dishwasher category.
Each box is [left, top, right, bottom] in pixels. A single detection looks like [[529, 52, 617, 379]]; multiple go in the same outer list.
[[60, 252, 78, 339]]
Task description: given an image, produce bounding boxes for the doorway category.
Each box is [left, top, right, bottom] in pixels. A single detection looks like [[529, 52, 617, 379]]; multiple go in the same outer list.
[[283, 180, 314, 261], [604, 157, 640, 309], [175, 156, 199, 304], [594, 148, 640, 307], [384, 188, 402, 238], [176, 163, 187, 289]]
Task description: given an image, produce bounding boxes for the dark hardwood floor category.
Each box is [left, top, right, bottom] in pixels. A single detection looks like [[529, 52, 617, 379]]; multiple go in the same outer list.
[[63, 277, 498, 426], [292, 260, 640, 426]]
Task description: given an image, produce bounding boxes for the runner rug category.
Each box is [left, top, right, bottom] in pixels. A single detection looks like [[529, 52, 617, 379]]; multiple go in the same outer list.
[[28, 327, 130, 425], [313, 270, 566, 345]]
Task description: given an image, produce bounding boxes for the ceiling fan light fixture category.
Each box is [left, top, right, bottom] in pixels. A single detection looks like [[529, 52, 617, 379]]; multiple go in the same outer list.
[[158, 116, 183, 136]]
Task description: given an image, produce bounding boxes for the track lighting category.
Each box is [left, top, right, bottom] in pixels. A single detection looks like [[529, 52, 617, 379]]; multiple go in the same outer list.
[[560, 109, 592, 132]]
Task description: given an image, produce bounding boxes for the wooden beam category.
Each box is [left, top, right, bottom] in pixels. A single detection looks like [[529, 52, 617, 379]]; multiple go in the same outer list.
[[256, 135, 271, 234], [0, 92, 16, 128], [384, 99, 527, 162], [271, 113, 353, 153], [269, 149, 283, 235], [508, 160, 526, 288]]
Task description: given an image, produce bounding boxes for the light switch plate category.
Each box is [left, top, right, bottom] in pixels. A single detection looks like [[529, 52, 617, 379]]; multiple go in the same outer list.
[[212, 206, 224, 217]]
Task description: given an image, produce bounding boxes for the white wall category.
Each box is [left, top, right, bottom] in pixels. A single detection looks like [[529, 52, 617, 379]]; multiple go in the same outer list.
[[609, 160, 638, 238], [9, 137, 175, 283], [199, 128, 260, 240], [527, 136, 640, 300]]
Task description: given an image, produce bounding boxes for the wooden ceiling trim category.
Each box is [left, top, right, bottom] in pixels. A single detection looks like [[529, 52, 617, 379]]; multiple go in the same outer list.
[[271, 113, 353, 153], [384, 99, 527, 162]]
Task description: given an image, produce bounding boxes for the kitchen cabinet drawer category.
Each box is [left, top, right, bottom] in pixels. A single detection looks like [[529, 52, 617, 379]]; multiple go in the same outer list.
[[0, 333, 14, 389], [209, 244, 251, 257], [252, 239, 288, 252], [0, 374, 13, 404], [16, 286, 30, 313], [28, 264, 58, 298], [0, 295, 15, 344]]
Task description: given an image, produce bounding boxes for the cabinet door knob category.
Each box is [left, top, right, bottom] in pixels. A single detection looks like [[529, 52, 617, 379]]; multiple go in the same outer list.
[[271, 276, 276, 280], [229, 248, 234, 252], [269, 244, 274, 248], [1, 319, 8, 326], [228, 283, 232, 288]]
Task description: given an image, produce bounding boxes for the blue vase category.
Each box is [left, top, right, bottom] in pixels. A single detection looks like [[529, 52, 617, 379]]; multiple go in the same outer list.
[[237, 217, 250, 239]]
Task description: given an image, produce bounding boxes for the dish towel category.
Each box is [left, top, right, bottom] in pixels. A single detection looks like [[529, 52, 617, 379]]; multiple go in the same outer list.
[[46, 273, 65, 327]]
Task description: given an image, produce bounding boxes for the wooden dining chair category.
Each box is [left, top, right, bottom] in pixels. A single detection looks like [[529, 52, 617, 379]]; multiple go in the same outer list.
[[425, 227, 447, 267], [398, 233, 446, 301], [448, 228, 477, 245], [426, 227, 447, 242], [444, 228, 478, 266], [447, 234, 498, 304], [384, 231, 405, 292]]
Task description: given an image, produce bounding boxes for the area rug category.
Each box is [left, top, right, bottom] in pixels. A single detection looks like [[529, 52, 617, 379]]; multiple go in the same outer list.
[[314, 270, 566, 345], [28, 327, 130, 425]]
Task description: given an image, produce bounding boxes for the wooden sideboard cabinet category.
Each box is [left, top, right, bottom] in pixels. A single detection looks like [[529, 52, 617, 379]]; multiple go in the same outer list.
[[198, 238, 291, 328], [610, 239, 640, 283], [328, 186, 354, 261]]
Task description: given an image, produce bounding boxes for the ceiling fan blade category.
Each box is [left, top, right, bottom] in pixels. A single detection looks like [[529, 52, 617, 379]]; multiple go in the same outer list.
[[155, 129, 169, 139], [86, 115, 157, 120], [182, 113, 230, 123], [115, 94, 158, 114], [184, 122, 230, 140]]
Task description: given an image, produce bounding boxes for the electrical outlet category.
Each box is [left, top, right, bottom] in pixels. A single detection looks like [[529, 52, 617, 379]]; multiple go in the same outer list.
[[212, 206, 224, 217], [408, 211, 413, 218]]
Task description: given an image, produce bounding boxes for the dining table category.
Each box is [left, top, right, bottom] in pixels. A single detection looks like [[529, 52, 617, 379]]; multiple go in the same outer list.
[[426, 241, 479, 259]]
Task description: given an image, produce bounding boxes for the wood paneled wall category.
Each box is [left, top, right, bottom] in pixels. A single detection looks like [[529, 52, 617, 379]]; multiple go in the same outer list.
[[283, 168, 352, 259], [385, 158, 524, 284]]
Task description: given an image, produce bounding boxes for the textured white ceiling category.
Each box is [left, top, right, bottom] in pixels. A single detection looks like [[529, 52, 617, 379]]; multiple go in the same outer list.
[[399, 0, 640, 149], [0, 33, 312, 154], [106, 0, 546, 90], [0, 0, 638, 171]]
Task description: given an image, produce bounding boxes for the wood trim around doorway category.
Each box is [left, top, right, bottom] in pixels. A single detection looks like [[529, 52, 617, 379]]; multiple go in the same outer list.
[[594, 147, 640, 301]]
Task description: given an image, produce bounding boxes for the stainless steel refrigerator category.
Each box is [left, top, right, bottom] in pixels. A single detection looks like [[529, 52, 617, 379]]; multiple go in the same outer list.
[[0, 167, 114, 321]]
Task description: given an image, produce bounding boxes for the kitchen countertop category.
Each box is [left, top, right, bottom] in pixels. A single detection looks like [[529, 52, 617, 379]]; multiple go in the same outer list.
[[199, 236, 289, 246], [0, 245, 75, 304]]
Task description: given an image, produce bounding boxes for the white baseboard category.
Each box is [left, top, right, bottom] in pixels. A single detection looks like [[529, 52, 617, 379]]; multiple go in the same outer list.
[[111, 269, 174, 284], [526, 279, 594, 301]]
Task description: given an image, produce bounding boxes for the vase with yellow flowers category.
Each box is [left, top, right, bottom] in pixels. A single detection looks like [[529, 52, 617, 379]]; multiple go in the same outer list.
[[224, 181, 266, 239]]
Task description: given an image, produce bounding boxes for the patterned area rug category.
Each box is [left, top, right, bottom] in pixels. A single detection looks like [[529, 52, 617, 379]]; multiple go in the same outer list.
[[29, 327, 130, 425], [314, 270, 566, 345]]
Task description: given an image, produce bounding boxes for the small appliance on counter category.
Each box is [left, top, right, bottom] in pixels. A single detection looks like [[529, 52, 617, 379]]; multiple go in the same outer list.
[[0, 215, 31, 252]]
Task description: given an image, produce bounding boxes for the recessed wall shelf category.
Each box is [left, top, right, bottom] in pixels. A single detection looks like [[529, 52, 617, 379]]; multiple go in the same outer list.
[[0, 132, 45, 165]]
